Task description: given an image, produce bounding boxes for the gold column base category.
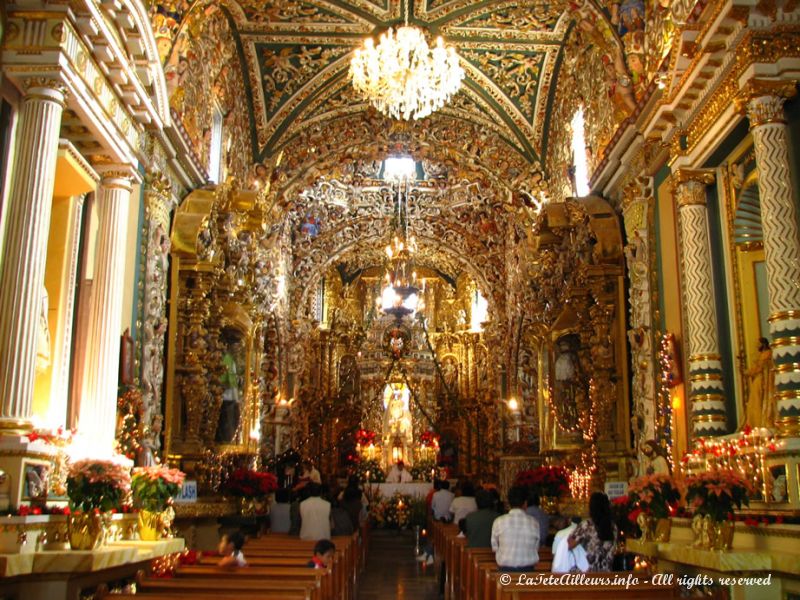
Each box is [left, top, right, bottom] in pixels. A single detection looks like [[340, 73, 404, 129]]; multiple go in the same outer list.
[[0, 418, 34, 435], [775, 415, 800, 439]]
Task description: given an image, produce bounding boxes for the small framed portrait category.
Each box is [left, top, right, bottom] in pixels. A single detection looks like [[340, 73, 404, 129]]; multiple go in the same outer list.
[[768, 464, 788, 503], [21, 461, 50, 501]]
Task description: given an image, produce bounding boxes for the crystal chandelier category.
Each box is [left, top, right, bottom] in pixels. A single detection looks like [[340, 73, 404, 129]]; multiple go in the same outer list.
[[349, 5, 464, 120]]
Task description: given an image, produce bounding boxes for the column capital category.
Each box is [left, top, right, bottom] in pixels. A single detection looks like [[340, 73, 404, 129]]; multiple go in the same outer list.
[[96, 164, 139, 190], [736, 79, 798, 127], [21, 77, 67, 107], [673, 169, 714, 207]]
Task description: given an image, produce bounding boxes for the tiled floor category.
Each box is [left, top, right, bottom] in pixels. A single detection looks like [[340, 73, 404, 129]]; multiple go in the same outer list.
[[358, 530, 440, 600]]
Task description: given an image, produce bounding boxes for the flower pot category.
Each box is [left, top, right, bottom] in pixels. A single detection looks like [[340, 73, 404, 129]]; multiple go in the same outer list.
[[138, 509, 172, 541], [239, 497, 257, 516], [708, 518, 734, 551], [67, 512, 109, 550], [691, 515, 734, 550], [654, 518, 671, 542]]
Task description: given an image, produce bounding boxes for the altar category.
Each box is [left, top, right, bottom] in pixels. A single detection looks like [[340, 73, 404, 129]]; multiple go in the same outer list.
[[368, 482, 433, 498]]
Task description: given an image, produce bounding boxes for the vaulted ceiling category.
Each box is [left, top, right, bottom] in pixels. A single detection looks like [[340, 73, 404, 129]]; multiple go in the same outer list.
[[156, 0, 573, 171]]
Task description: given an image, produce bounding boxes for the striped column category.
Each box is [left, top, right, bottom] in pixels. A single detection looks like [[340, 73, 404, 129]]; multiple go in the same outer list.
[[674, 169, 727, 435], [0, 79, 66, 433], [78, 169, 135, 454], [745, 85, 800, 438]]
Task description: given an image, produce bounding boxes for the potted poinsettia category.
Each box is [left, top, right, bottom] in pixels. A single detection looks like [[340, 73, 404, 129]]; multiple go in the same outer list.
[[515, 466, 570, 511], [66, 458, 131, 550], [131, 465, 185, 540], [627, 473, 681, 542], [223, 469, 278, 515], [685, 469, 751, 550]]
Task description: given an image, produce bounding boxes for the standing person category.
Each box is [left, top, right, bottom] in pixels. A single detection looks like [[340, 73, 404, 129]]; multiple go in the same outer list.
[[270, 488, 292, 534], [525, 493, 550, 547], [552, 516, 588, 573], [300, 483, 331, 541], [464, 489, 499, 548], [386, 460, 413, 483], [491, 486, 540, 572], [568, 492, 618, 572], [450, 481, 478, 524]]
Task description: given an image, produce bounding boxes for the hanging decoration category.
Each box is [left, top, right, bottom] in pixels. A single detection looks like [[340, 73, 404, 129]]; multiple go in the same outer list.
[[349, 2, 464, 120]]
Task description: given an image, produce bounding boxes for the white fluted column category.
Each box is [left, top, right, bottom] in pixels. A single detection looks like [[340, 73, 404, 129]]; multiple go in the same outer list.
[[744, 83, 800, 437], [675, 169, 728, 436], [0, 79, 66, 432], [78, 169, 135, 454]]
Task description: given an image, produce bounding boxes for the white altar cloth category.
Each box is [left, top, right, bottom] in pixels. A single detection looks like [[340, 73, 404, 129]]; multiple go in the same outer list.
[[368, 482, 433, 498]]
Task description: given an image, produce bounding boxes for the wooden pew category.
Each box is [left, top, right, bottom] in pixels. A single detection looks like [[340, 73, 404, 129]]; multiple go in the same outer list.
[[494, 572, 679, 599], [134, 571, 323, 600], [174, 565, 335, 600], [107, 593, 310, 600]]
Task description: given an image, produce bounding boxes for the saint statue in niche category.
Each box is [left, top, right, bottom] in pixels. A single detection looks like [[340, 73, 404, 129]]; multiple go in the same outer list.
[[553, 334, 581, 429], [216, 332, 244, 443], [382, 384, 413, 468], [36, 286, 50, 373], [742, 337, 775, 430]]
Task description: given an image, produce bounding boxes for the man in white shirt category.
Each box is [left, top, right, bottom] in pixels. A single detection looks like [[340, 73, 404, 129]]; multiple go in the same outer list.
[[491, 486, 539, 571], [386, 460, 413, 483], [299, 483, 331, 541], [431, 480, 455, 521]]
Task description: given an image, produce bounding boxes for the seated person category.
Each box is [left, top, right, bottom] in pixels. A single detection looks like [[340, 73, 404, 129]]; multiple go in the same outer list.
[[330, 497, 355, 536], [490, 486, 540, 572], [270, 488, 291, 533], [464, 489, 499, 548], [385, 460, 413, 483], [308, 539, 336, 569], [551, 516, 588, 573], [567, 492, 618, 572], [431, 480, 455, 521], [525, 493, 550, 547], [217, 531, 247, 568], [300, 483, 331, 541], [450, 481, 478, 524]]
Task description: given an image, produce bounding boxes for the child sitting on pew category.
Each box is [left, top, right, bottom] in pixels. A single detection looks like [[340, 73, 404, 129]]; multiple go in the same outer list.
[[307, 539, 336, 569], [217, 531, 247, 568]]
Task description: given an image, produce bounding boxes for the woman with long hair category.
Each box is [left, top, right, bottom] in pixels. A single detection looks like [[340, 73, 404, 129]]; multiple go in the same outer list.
[[567, 492, 618, 571]]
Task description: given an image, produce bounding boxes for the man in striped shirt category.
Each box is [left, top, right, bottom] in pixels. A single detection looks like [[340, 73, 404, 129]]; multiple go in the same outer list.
[[491, 486, 540, 571]]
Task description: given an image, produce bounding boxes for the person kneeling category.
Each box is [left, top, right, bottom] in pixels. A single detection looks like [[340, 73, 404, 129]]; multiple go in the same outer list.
[[217, 531, 247, 568], [308, 539, 336, 569]]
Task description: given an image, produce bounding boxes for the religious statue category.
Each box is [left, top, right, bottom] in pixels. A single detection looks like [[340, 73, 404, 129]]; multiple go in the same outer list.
[[553, 335, 581, 428], [742, 337, 775, 430], [216, 338, 243, 443], [441, 356, 458, 391], [382, 385, 413, 468], [638, 440, 669, 476]]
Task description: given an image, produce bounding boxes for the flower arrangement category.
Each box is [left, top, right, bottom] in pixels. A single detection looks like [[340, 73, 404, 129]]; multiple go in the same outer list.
[[26, 425, 74, 446], [514, 466, 570, 497], [627, 473, 681, 519], [67, 459, 132, 513], [355, 429, 377, 447], [410, 459, 437, 482], [223, 469, 278, 498], [370, 492, 412, 529], [131, 465, 186, 512], [355, 459, 385, 483], [685, 469, 752, 522]]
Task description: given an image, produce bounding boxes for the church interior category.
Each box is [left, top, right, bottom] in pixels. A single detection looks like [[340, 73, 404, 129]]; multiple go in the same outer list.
[[1, 0, 800, 598]]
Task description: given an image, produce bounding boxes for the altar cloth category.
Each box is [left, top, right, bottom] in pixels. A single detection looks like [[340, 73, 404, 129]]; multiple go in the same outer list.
[[368, 482, 433, 498]]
